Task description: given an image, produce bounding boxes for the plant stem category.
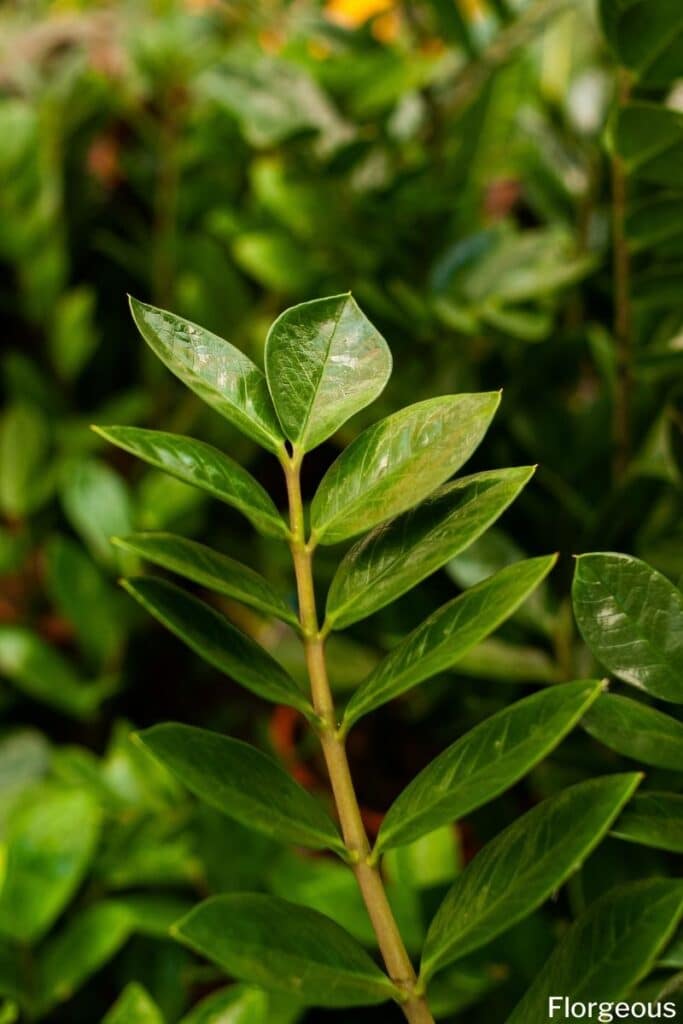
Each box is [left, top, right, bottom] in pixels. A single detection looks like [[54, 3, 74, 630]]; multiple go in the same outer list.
[[611, 68, 633, 480], [283, 455, 434, 1024]]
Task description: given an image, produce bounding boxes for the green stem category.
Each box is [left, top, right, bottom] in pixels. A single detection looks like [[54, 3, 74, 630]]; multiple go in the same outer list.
[[283, 454, 434, 1024], [611, 68, 633, 480]]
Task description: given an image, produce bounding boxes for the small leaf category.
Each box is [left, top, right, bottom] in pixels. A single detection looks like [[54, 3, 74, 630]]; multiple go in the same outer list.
[[92, 426, 288, 539], [421, 774, 641, 980], [582, 693, 683, 771], [137, 724, 344, 854], [102, 983, 165, 1024], [377, 680, 603, 853], [612, 792, 683, 854], [129, 297, 285, 453], [265, 294, 392, 452], [0, 785, 101, 943], [573, 552, 683, 703], [343, 555, 556, 730], [326, 467, 534, 630], [173, 894, 399, 1006], [311, 393, 501, 545], [60, 458, 132, 568], [114, 532, 298, 627], [122, 577, 312, 718], [507, 879, 683, 1022]]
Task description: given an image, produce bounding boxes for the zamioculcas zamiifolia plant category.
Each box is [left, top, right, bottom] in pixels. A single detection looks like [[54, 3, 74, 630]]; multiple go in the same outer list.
[[95, 295, 650, 1023]]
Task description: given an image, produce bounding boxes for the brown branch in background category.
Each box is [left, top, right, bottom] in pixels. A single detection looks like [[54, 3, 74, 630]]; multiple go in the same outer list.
[[611, 69, 633, 481]]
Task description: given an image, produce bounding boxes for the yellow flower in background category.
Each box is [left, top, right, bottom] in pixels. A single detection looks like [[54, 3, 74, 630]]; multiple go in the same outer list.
[[325, 0, 395, 30]]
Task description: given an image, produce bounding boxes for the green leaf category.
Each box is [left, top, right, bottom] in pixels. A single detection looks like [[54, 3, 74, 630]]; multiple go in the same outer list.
[[343, 555, 556, 730], [113, 532, 298, 627], [179, 985, 270, 1024], [421, 774, 641, 980], [122, 577, 312, 718], [102, 983, 165, 1024], [573, 552, 683, 703], [582, 693, 683, 771], [615, 104, 683, 188], [129, 297, 284, 453], [173, 894, 398, 1007], [377, 680, 603, 854], [600, 0, 683, 86], [59, 458, 133, 568], [137, 724, 344, 855], [0, 626, 117, 718], [0, 402, 53, 518], [264, 294, 392, 452], [612, 792, 683, 853], [311, 393, 501, 545], [508, 879, 683, 1022], [92, 426, 288, 539], [326, 467, 534, 630], [0, 785, 101, 943]]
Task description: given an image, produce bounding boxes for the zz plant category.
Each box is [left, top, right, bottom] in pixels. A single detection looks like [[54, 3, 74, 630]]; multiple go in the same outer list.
[[95, 295, 666, 1022]]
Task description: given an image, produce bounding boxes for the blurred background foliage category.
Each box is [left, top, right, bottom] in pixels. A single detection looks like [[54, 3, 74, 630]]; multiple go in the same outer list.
[[0, 0, 681, 1020]]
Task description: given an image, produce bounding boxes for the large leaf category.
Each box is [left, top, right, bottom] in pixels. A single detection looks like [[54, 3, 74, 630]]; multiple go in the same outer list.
[[342, 555, 556, 730], [582, 693, 683, 771], [264, 294, 392, 452], [92, 426, 288, 539], [612, 792, 683, 853], [421, 774, 640, 979], [326, 467, 534, 630], [122, 577, 312, 718], [508, 879, 683, 1023], [573, 552, 683, 703], [377, 680, 603, 853], [114, 533, 298, 627], [0, 626, 116, 718], [0, 785, 101, 943], [600, 0, 683, 86], [173, 894, 398, 1007], [615, 104, 683, 189], [311, 393, 501, 545], [129, 297, 284, 453], [137, 724, 344, 855]]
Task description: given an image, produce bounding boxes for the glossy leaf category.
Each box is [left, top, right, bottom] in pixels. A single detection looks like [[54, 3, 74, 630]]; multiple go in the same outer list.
[[129, 297, 285, 453], [122, 577, 312, 718], [114, 532, 298, 627], [0, 626, 117, 718], [102, 983, 165, 1024], [0, 785, 101, 943], [573, 552, 683, 703], [137, 724, 345, 854], [311, 393, 501, 545], [92, 426, 288, 539], [508, 879, 683, 1022], [377, 680, 603, 853], [173, 894, 398, 1006], [600, 0, 683, 86], [582, 693, 683, 771], [343, 555, 556, 730], [615, 104, 683, 189], [421, 774, 640, 979], [265, 293, 392, 452], [326, 466, 534, 630], [611, 792, 683, 853]]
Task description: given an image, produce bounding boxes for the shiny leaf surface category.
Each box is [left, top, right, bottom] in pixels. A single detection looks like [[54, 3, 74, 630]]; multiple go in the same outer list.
[[573, 552, 683, 702], [129, 297, 284, 452], [93, 426, 288, 539], [265, 294, 392, 452], [122, 577, 312, 718], [343, 555, 556, 730], [611, 792, 683, 853], [377, 680, 603, 853], [137, 724, 344, 854], [421, 774, 640, 979], [508, 880, 683, 1023], [173, 894, 398, 1007], [582, 693, 683, 771], [311, 393, 501, 545], [326, 466, 534, 630], [114, 532, 298, 627]]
